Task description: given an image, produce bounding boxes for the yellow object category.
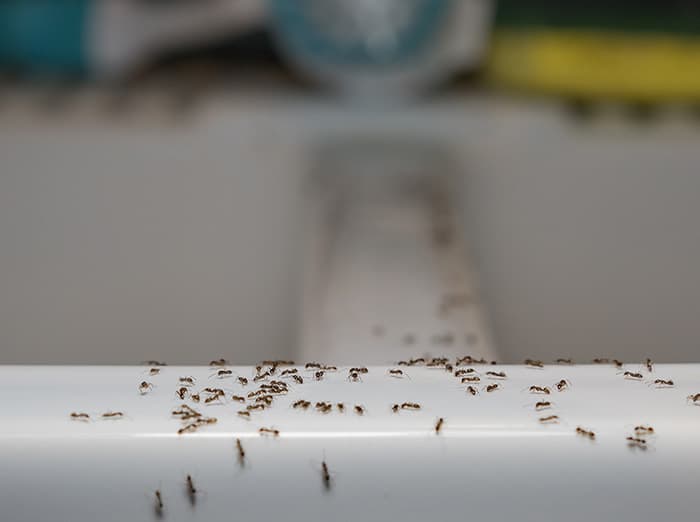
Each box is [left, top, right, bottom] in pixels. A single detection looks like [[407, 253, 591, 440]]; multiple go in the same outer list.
[[486, 29, 700, 101]]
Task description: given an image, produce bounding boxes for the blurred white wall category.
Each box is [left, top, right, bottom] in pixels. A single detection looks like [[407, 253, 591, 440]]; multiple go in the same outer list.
[[1, 91, 699, 364]]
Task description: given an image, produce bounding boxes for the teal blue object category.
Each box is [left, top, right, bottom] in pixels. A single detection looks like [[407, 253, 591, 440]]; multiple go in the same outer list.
[[0, 0, 91, 74], [268, 0, 451, 66]]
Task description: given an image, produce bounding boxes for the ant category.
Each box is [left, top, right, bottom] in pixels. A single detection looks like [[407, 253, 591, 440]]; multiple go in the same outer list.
[[262, 360, 294, 366], [179, 377, 195, 386], [350, 367, 369, 374], [576, 427, 595, 440], [236, 438, 245, 464], [231, 395, 245, 403], [316, 402, 332, 413], [455, 368, 477, 377], [534, 401, 552, 411], [154, 490, 164, 516], [634, 425, 654, 436], [612, 359, 623, 368], [101, 412, 124, 419], [556, 358, 573, 365], [292, 375, 304, 385], [401, 402, 421, 410], [237, 411, 251, 419], [321, 461, 331, 490], [409, 358, 425, 366], [592, 358, 609, 364], [626, 437, 647, 450], [461, 376, 480, 383], [178, 423, 200, 435], [238, 377, 248, 386], [651, 379, 674, 388], [214, 370, 233, 378], [196, 417, 217, 427], [466, 386, 479, 396], [315, 371, 325, 381], [255, 395, 273, 406], [143, 360, 167, 367], [280, 368, 298, 376], [644, 358, 654, 373], [687, 393, 700, 405], [203, 387, 224, 395], [539, 415, 559, 424], [247, 404, 266, 412], [259, 427, 280, 437], [320, 365, 337, 371], [485, 384, 500, 393], [391, 404, 400, 413], [292, 400, 311, 409], [138, 381, 153, 395], [529, 386, 551, 395], [622, 371, 644, 381], [554, 379, 570, 392], [524, 359, 544, 368], [172, 405, 201, 420], [248, 390, 266, 398], [348, 371, 361, 382], [388, 369, 406, 378], [191, 393, 200, 403], [337, 403, 345, 413], [354, 405, 365, 415], [305, 362, 322, 369], [148, 368, 161, 376], [176, 387, 189, 400], [186, 475, 197, 506], [254, 371, 272, 382], [70, 412, 90, 421], [486, 371, 507, 380], [209, 358, 229, 366], [435, 418, 444, 434]]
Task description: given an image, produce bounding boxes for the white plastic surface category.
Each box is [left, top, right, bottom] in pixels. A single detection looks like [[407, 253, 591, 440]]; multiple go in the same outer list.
[[2, 363, 699, 521]]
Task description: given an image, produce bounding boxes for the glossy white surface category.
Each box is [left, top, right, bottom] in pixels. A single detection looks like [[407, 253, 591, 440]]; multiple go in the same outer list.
[[1, 364, 699, 521]]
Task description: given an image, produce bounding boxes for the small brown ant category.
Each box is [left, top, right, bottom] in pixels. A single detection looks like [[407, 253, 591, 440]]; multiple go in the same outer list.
[[209, 358, 229, 366], [215, 369, 233, 378], [535, 401, 552, 411], [539, 415, 559, 424], [644, 358, 654, 373], [320, 365, 337, 371], [435, 418, 444, 434], [455, 368, 477, 377], [314, 371, 325, 381], [556, 358, 573, 365], [321, 461, 331, 490], [280, 368, 298, 376], [231, 395, 245, 403], [409, 358, 425, 365], [485, 384, 500, 393], [101, 412, 124, 419], [254, 371, 272, 382], [238, 377, 248, 386], [247, 404, 266, 411], [529, 385, 551, 395], [687, 393, 700, 405], [350, 367, 369, 374], [259, 427, 279, 437], [176, 387, 188, 400], [315, 402, 332, 413], [178, 423, 200, 435], [262, 360, 294, 366], [237, 410, 251, 419], [236, 438, 245, 464], [461, 376, 480, 383], [466, 386, 479, 396], [388, 369, 406, 378], [593, 358, 610, 364], [554, 379, 570, 392], [651, 379, 674, 388], [401, 402, 421, 410], [154, 490, 164, 515], [486, 371, 507, 380], [191, 393, 200, 403], [524, 359, 544, 368], [348, 371, 361, 382], [179, 376, 195, 386], [293, 400, 311, 410], [626, 436, 647, 450], [148, 368, 161, 376], [292, 375, 304, 385], [391, 404, 400, 413], [354, 405, 365, 415], [305, 362, 322, 369], [255, 395, 273, 406], [186, 474, 197, 505], [337, 403, 345, 413], [623, 371, 644, 381], [70, 412, 90, 421], [138, 381, 153, 395], [634, 425, 655, 435], [576, 427, 595, 440]]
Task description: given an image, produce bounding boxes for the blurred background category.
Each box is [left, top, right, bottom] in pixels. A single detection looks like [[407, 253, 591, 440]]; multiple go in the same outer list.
[[1, 0, 699, 365]]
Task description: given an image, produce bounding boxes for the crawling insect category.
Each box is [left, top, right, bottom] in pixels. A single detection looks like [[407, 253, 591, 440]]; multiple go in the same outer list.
[[101, 412, 124, 419], [556, 358, 573, 365], [186, 475, 197, 505], [354, 405, 365, 415], [305, 362, 322, 369], [236, 438, 245, 464], [215, 370, 233, 378], [237, 410, 251, 419], [576, 427, 595, 440], [178, 423, 200, 435], [231, 395, 246, 403], [176, 387, 189, 400], [687, 393, 700, 405], [534, 401, 552, 411], [321, 461, 331, 490], [634, 425, 655, 436], [254, 371, 272, 382], [314, 371, 325, 381], [524, 359, 544, 368], [348, 371, 361, 382], [280, 368, 298, 376], [554, 379, 570, 392], [238, 377, 249, 386], [191, 393, 200, 403], [315, 402, 332, 413], [388, 369, 406, 378], [485, 384, 501, 393], [179, 376, 195, 386], [320, 365, 337, 371], [529, 385, 551, 395], [626, 436, 647, 450], [391, 404, 400, 413], [593, 358, 610, 364], [408, 358, 425, 366], [154, 490, 164, 515], [350, 367, 369, 374], [138, 381, 153, 395], [292, 400, 311, 410], [486, 371, 507, 380], [262, 360, 295, 366], [651, 379, 674, 388], [292, 375, 304, 385], [623, 371, 644, 381], [196, 417, 217, 426], [401, 402, 421, 410], [644, 358, 654, 373], [336, 403, 345, 413], [148, 368, 161, 376], [539, 415, 559, 424], [254, 395, 273, 406], [612, 359, 624, 368], [209, 358, 229, 366], [259, 427, 280, 437], [247, 404, 266, 411], [435, 417, 444, 434], [461, 376, 480, 383], [172, 405, 201, 420], [466, 386, 479, 396], [70, 412, 90, 421]]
